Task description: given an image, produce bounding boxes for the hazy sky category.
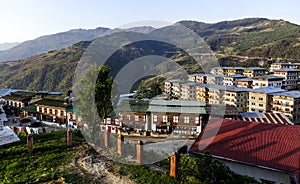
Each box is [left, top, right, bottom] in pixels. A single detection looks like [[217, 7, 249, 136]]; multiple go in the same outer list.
[[1, 0, 299, 43]]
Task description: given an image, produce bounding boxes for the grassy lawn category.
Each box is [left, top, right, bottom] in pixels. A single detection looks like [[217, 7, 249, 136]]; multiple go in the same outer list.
[[0, 130, 93, 184]]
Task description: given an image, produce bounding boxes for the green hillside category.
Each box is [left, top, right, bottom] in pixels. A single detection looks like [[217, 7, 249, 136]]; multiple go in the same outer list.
[[0, 41, 90, 92], [180, 18, 300, 59]]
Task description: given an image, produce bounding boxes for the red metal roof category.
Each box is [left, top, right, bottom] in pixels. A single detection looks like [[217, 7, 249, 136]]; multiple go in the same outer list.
[[189, 119, 300, 181], [240, 112, 293, 125]]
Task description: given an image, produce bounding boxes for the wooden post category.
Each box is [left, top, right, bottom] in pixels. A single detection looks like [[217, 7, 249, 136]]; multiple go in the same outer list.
[[104, 131, 110, 148], [136, 140, 143, 164], [170, 152, 178, 178], [117, 134, 124, 155], [27, 134, 33, 153], [67, 129, 72, 146]]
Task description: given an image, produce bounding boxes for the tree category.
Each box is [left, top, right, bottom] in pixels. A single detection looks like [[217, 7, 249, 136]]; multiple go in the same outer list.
[[94, 66, 114, 120], [74, 65, 114, 142]]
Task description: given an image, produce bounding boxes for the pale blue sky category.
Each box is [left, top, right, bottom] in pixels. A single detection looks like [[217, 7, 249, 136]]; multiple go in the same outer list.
[[0, 0, 299, 43]]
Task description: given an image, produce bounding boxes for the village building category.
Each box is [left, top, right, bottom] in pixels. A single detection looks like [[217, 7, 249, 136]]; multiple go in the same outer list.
[[195, 84, 209, 103], [180, 82, 197, 100], [223, 74, 247, 86], [34, 97, 76, 125], [270, 62, 300, 72], [189, 119, 300, 184], [187, 73, 209, 83], [243, 67, 267, 77], [164, 79, 187, 99], [272, 90, 300, 123], [248, 87, 286, 113], [206, 74, 224, 85], [114, 99, 240, 136], [273, 68, 299, 90], [252, 75, 284, 89], [236, 77, 253, 88]]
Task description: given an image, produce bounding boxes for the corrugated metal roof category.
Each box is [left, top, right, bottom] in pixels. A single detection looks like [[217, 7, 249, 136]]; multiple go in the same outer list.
[[189, 119, 300, 182], [240, 112, 293, 125], [273, 90, 300, 98]]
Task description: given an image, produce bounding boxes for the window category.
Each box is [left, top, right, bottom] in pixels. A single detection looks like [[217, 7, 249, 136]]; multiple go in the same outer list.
[[251, 96, 255, 99], [106, 118, 111, 124], [118, 114, 123, 120], [259, 104, 263, 107], [135, 116, 139, 121], [127, 114, 131, 120], [259, 97, 263, 101], [163, 115, 168, 122], [153, 115, 157, 122], [251, 103, 255, 105], [173, 116, 179, 123], [195, 117, 199, 124], [184, 116, 190, 124]]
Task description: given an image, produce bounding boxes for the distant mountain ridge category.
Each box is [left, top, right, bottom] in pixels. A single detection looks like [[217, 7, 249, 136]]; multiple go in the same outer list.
[[0, 42, 19, 51], [1, 18, 300, 92], [0, 26, 155, 62]]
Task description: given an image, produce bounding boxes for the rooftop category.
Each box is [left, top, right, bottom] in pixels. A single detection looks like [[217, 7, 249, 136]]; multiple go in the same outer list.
[[188, 119, 300, 181], [273, 90, 300, 98], [223, 74, 247, 79], [252, 86, 286, 94], [196, 83, 252, 92], [244, 67, 267, 71], [35, 99, 68, 108], [252, 75, 284, 80], [274, 68, 300, 72]]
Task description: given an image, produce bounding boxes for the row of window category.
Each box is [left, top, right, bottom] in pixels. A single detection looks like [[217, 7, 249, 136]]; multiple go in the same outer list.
[[119, 114, 200, 124]]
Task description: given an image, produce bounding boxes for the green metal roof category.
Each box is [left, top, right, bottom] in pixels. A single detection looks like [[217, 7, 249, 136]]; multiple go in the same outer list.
[[21, 105, 37, 113], [35, 99, 67, 108]]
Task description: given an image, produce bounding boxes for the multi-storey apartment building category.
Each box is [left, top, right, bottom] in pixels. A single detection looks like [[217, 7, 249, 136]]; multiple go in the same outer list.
[[270, 62, 300, 73], [222, 67, 245, 76], [243, 67, 267, 77], [248, 87, 286, 113], [164, 79, 187, 99], [187, 73, 208, 83], [272, 91, 300, 122], [273, 68, 299, 90], [180, 82, 197, 100], [223, 75, 247, 86], [252, 75, 284, 89], [236, 78, 253, 88], [222, 87, 251, 112], [206, 74, 224, 85], [195, 84, 209, 103]]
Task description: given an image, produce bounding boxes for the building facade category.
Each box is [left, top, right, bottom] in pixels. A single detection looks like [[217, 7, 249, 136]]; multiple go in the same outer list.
[[273, 68, 299, 90], [272, 91, 300, 123]]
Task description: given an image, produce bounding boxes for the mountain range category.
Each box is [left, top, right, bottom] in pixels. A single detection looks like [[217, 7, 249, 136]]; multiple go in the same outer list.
[[0, 26, 155, 62], [1, 18, 300, 92]]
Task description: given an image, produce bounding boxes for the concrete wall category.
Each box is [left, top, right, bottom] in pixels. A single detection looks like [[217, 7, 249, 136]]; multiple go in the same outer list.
[[220, 159, 292, 184]]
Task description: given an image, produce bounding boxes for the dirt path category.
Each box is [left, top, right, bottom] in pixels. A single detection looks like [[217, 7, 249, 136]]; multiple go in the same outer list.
[[72, 143, 134, 184]]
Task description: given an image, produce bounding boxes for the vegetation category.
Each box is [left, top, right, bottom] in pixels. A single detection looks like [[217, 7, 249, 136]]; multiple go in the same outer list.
[[0, 130, 93, 184], [134, 82, 162, 99], [118, 153, 259, 184]]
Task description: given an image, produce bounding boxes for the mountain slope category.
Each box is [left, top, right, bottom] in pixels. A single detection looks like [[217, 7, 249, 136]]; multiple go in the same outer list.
[[0, 41, 90, 91], [0, 26, 155, 62], [178, 18, 300, 59], [1, 18, 300, 92], [0, 28, 109, 62]]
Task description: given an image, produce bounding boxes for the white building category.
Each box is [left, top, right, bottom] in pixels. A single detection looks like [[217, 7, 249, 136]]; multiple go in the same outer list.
[[252, 75, 284, 89], [273, 68, 299, 90]]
